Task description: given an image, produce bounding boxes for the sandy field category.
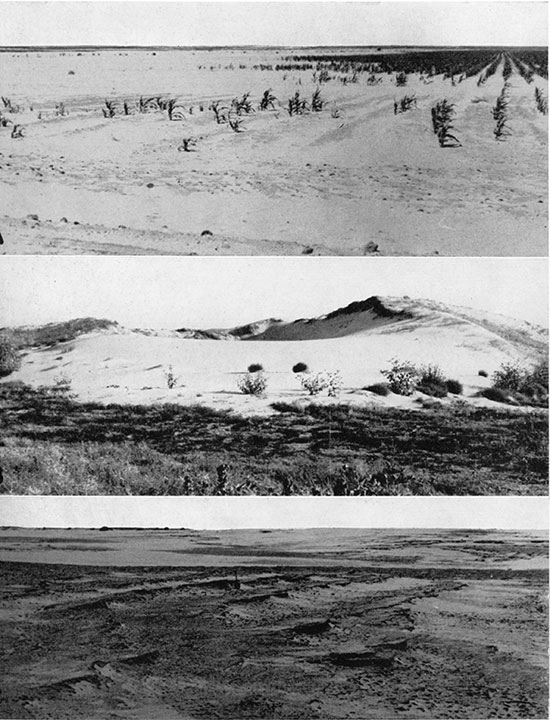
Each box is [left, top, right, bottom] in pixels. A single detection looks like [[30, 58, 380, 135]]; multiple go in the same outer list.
[[0, 528, 547, 719], [8, 296, 547, 415], [0, 48, 547, 256]]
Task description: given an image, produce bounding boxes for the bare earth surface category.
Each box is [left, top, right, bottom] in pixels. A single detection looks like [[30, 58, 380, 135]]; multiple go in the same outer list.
[[0, 529, 547, 719], [0, 49, 547, 256]]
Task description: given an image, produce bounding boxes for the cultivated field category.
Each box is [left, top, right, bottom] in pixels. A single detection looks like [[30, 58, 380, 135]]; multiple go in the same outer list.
[[0, 528, 547, 719], [0, 47, 547, 255], [1, 297, 547, 495]]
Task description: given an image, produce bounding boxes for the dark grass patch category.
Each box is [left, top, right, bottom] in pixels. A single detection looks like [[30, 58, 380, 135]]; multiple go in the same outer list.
[[0, 382, 547, 495]]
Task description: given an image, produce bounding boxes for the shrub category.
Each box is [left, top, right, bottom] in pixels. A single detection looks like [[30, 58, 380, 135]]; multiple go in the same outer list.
[[247, 363, 264, 373], [300, 370, 342, 397], [416, 364, 448, 397], [492, 362, 524, 392], [446, 379, 463, 395], [480, 386, 512, 404], [238, 371, 267, 396], [300, 371, 328, 396], [0, 335, 21, 377], [292, 362, 308, 374], [381, 359, 419, 396], [365, 382, 390, 396], [417, 380, 448, 398]]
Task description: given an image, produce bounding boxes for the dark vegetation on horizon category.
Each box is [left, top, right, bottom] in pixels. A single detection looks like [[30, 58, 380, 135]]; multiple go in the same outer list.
[[0, 381, 546, 496]]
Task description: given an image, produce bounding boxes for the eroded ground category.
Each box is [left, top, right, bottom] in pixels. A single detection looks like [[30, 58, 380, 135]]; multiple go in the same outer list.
[[0, 529, 547, 719]]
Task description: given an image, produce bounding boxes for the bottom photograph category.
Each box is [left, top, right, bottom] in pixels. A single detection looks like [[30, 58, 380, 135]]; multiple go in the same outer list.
[[0, 512, 547, 720]]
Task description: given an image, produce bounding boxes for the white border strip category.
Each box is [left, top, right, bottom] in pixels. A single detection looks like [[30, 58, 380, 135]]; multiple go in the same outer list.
[[0, 496, 547, 530]]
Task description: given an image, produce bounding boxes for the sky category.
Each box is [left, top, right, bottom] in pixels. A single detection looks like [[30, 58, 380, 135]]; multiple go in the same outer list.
[[0, 256, 547, 328], [0, 496, 547, 530], [0, 2, 547, 47]]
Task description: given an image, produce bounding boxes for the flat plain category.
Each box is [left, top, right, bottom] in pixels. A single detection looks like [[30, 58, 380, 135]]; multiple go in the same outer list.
[[0, 528, 547, 719], [0, 47, 547, 255]]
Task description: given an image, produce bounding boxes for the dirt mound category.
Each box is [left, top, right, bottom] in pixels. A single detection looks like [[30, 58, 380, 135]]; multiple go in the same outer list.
[[3, 317, 120, 349]]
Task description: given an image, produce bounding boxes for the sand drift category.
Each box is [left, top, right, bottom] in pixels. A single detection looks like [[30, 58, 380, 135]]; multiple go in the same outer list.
[[0, 47, 547, 256]]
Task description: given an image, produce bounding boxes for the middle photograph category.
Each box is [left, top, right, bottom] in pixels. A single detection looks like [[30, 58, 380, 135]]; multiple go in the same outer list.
[[0, 255, 547, 497]]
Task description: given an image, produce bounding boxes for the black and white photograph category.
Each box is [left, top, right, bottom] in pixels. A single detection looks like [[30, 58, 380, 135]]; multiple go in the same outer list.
[[0, 1, 548, 718], [0, 1, 547, 256], [0, 256, 547, 496], [0, 498, 547, 720]]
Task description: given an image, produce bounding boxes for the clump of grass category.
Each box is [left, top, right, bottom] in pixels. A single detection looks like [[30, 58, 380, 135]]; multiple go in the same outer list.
[[292, 362, 308, 374], [365, 382, 390, 396], [247, 363, 263, 373], [0, 335, 21, 377], [445, 379, 463, 395], [479, 386, 514, 404], [416, 364, 448, 398], [238, 371, 267, 396], [431, 100, 461, 147]]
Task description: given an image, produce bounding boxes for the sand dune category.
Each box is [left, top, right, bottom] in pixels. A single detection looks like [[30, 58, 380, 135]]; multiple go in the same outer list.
[[0, 48, 546, 255], [5, 296, 546, 414]]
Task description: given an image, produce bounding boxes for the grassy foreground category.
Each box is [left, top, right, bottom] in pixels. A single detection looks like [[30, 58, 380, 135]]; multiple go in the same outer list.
[[0, 382, 547, 495]]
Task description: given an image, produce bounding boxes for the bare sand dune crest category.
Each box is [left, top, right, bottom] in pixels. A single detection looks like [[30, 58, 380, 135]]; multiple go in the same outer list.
[[5, 296, 546, 413]]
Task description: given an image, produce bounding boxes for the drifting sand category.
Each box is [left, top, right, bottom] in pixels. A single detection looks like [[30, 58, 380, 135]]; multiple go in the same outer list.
[[7, 296, 547, 415], [0, 49, 547, 255], [0, 529, 547, 719]]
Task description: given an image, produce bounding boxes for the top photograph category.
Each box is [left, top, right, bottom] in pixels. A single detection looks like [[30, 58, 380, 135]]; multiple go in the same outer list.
[[0, 1, 547, 257]]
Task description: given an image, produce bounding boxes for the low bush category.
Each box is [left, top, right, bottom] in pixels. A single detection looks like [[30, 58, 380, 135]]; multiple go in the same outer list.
[[493, 362, 524, 392], [300, 370, 342, 397], [480, 386, 512, 404], [446, 379, 463, 395], [416, 364, 448, 397], [381, 359, 419, 396], [247, 363, 264, 373], [365, 382, 390, 396], [238, 371, 267, 396], [0, 335, 21, 377]]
